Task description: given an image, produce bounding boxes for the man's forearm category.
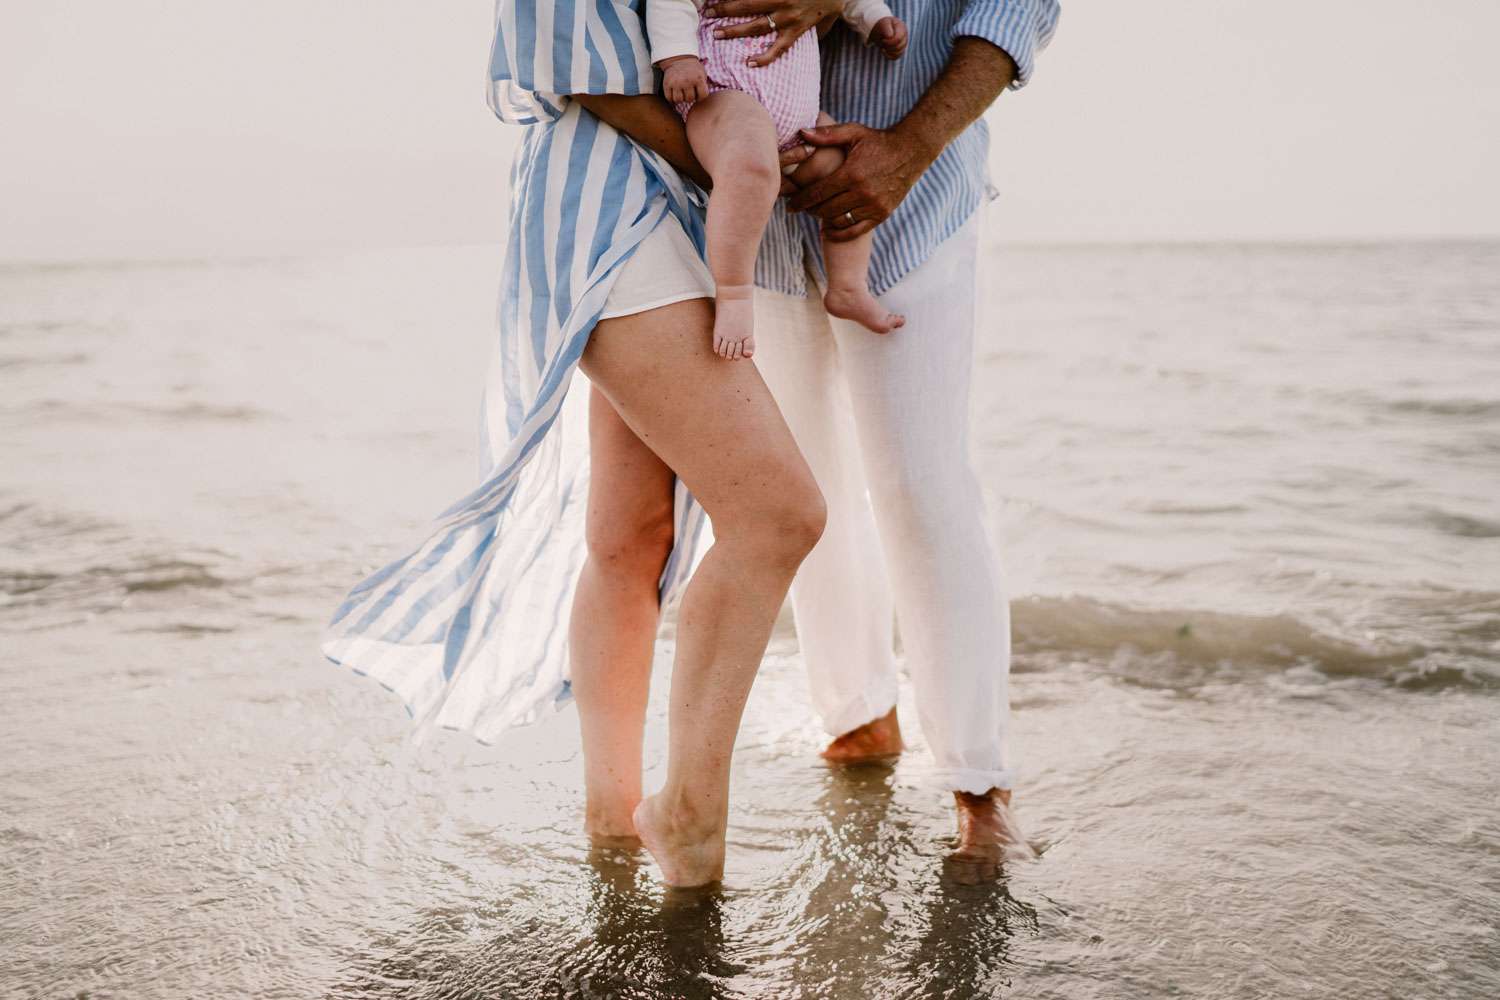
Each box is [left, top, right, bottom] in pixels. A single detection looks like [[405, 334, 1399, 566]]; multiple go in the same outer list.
[[572, 93, 710, 189], [892, 37, 1018, 162]]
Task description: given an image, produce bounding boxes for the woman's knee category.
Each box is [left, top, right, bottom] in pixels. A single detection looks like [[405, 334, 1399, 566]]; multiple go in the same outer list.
[[785, 479, 829, 556], [585, 503, 676, 581], [724, 467, 827, 567]]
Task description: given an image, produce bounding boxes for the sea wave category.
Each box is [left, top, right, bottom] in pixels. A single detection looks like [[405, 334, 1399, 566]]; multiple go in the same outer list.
[[0, 504, 285, 633], [1011, 593, 1500, 691]]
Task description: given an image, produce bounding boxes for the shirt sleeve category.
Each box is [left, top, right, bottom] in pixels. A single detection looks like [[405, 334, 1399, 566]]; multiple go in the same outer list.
[[951, 0, 1062, 89], [840, 0, 894, 40], [487, 0, 657, 124], [647, 0, 702, 64]]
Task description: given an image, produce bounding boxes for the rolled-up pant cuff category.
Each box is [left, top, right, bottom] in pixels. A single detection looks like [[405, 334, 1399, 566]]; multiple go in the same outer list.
[[933, 767, 1016, 795], [819, 690, 899, 739]]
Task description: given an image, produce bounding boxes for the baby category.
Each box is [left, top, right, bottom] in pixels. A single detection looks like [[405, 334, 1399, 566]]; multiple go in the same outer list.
[[647, 0, 909, 359]]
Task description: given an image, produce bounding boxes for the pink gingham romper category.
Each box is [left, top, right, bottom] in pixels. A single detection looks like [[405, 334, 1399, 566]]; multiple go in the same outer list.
[[673, 16, 821, 151]]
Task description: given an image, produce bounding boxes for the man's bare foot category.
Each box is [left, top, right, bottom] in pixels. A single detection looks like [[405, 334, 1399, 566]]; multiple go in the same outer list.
[[712, 285, 756, 360], [821, 706, 904, 764], [824, 284, 905, 335], [952, 788, 1036, 864], [632, 792, 726, 887]]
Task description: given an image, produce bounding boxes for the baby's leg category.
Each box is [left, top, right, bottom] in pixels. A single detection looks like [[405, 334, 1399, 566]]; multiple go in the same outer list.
[[822, 226, 904, 334], [686, 90, 782, 360], [791, 113, 904, 335]]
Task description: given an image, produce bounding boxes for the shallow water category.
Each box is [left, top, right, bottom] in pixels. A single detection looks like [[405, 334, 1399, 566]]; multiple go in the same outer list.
[[3, 238, 1498, 999]]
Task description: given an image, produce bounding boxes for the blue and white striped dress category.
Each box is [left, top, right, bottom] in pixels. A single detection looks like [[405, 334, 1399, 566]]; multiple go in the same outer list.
[[322, 0, 709, 743]]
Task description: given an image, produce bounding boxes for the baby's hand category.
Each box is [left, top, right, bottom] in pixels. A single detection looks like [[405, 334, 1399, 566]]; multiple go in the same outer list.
[[869, 16, 907, 60], [661, 56, 709, 104]]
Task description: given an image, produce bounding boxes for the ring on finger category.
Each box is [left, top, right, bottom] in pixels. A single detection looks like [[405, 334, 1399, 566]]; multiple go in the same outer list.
[[765, 13, 777, 30], [841, 211, 856, 226]]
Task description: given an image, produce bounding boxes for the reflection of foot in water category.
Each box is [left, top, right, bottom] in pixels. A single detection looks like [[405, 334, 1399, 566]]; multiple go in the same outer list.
[[571, 845, 737, 999], [916, 859, 1040, 994], [821, 706, 904, 764]]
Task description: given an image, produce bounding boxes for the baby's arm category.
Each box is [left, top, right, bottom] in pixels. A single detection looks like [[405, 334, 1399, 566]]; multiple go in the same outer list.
[[841, 0, 906, 58], [648, 0, 710, 102]]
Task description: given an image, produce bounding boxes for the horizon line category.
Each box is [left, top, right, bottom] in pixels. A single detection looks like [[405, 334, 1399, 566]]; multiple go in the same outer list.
[[3, 232, 1499, 272]]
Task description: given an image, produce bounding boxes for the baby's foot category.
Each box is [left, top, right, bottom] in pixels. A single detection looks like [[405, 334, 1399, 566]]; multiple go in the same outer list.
[[713, 284, 756, 360], [824, 284, 905, 335]]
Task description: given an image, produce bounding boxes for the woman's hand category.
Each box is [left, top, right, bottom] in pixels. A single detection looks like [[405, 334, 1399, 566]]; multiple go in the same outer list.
[[660, 56, 709, 104], [703, 0, 843, 67]]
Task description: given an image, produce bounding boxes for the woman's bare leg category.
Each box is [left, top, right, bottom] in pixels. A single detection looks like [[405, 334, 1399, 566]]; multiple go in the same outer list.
[[569, 387, 677, 842], [687, 91, 782, 360], [582, 296, 825, 886]]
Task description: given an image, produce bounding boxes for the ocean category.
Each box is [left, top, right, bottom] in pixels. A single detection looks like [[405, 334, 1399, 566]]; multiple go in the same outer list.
[[3, 237, 1497, 998]]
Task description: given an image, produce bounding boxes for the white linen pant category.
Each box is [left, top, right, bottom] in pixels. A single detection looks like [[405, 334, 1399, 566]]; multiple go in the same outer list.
[[753, 217, 1014, 794]]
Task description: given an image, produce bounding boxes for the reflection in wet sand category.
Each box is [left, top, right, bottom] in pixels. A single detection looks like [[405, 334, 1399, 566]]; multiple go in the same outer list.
[[326, 767, 1042, 999], [328, 849, 739, 999]]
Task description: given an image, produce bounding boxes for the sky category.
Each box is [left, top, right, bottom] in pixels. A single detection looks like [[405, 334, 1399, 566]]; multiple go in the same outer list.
[[2, 0, 1498, 261]]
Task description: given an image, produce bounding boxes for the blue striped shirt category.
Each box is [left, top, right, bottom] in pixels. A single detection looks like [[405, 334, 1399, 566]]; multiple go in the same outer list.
[[756, 0, 1061, 297]]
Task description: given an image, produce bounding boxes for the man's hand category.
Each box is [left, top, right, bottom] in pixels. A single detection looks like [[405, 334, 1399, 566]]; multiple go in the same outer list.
[[660, 56, 709, 104], [788, 39, 1019, 238], [784, 123, 938, 241], [869, 16, 907, 59], [703, 0, 842, 66]]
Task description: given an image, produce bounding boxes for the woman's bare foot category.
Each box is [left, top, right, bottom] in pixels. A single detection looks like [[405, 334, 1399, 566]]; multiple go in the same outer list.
[[824, 284, 905, 335], [821, 706, 904, 764], [584, 800, 642, 848], [632, 792, 727, 887], [713, 285, 756, 359], [952, 788, 1036, 864]]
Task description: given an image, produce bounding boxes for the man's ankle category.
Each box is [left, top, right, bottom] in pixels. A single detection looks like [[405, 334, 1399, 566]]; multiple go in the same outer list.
[[954, 787, 1012, 808]]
